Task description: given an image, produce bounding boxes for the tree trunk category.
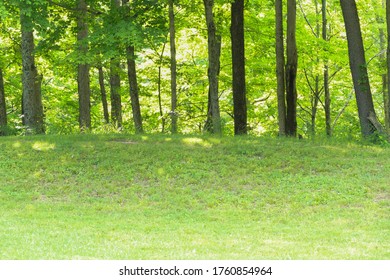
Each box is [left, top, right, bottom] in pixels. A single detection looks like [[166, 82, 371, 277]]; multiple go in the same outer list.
[[322, 0, 331, 136], [203, 0, 222, 134], [340, 0, 379, 137], [121, 0, 143, 133], [0, 67, 7, 133], [109, 0, 123, 129], [110, 59, 123, 129], [169, 0, 178, 134], [77, 0, 91, 131], [285, 0, 298, 137], [386, 0, 390, 133], [126, 45, 143, 133], [97, 66, 109, 124], [311, 76, 320, 135], [0, 68, 6, 125], [275, 0, 286, 136], [231, 0, 247, 135], [20, 7, 44, 134]]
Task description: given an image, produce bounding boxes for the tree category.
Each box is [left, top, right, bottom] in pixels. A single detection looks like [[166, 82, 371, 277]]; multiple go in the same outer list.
[[322, 0, 331, 136], [77, 0, 91, 131], [0, 67, 6, 132], [285, 0, 297, 137], [109, 0, 123, 129], [340, 0, 381, 137], [203, 0, 222, 134], [169, 0, 178, 134], [231, 0, 247, 135], [386, 0, 390, 133], [97, 65, 110, 124], [123, 0, 143, 134], [20, 1, 44, 134], [275, 0, 286, 136]]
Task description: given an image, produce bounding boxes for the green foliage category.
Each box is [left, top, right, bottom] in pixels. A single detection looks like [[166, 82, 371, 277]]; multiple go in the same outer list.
[[0, 0, 388, 138]]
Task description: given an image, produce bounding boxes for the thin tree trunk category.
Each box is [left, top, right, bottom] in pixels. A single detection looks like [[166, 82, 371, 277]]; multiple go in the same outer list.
[[275, 0, 286, 136], [169, 0, 178, 134], [385, 0, 390, 133], [126, 45, 143, 133], [158, 63, 165, 133], [311, 76, 319, 135], [110, 59, 122, 128], [285, 0, 298, 137], [77, 0, 91, 131], [231, 0, 247, 135], [157, 42, 167, 133], [340, 0, 380, 136], [122, 0, 143, 133], [311, 0, 320, 136], [322, 0, 331, 136], [20, 6, 44, 134], [0, 68, 7, 134], [109, 0, 123, 129], [203, 0, 222, 134], [97, 66, 109, 124]]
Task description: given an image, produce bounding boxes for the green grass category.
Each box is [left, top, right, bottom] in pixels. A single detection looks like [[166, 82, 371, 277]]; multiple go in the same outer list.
[[0, 134, 389, 259]]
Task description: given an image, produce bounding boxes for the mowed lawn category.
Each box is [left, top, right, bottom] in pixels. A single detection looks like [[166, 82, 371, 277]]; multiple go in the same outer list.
[[0, 134, 389, 259]]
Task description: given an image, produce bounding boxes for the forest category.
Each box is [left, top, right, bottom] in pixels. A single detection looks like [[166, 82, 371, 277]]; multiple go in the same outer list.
[[0, 0, 390, 140]]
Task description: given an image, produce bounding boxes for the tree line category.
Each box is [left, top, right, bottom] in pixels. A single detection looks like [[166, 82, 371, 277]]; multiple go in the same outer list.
[[0, 0, 389, 139]]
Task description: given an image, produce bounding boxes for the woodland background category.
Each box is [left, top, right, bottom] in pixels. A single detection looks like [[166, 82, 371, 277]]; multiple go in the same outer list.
[[0, 0, 389, 139]]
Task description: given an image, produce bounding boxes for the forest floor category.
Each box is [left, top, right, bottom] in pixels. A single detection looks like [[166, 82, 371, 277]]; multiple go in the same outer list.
[[0, 134, 389, 259]]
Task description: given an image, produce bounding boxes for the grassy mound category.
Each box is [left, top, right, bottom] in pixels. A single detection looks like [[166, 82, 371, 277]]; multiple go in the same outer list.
[[0, 134, 389, 259]]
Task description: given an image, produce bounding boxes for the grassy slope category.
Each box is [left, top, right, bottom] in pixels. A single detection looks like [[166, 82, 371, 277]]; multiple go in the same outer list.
[[0, 134, 389, 259]]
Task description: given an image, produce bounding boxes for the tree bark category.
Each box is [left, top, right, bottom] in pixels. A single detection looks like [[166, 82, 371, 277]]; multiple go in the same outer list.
[[20, 6, 44, 134], [231, 0, 247, 135], [169, 0, 178, 134], [275, 0, 286, 136], [340, 0, 379, 136], [322, 0, 331, 136], [97, 66, 110, 124], [0, 68, 7, 129], [386, 0, 390, 133], [203, 0, 222, 134], [77, 0, 91, 131], [122, 0, 143, 133], [126, 45, 143, 133], [109, 59, 123, 128], [285, 0, 298, 137]]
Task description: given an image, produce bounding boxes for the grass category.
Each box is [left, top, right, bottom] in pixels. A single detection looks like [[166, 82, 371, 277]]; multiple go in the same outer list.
[[0, 134, 389, 259]]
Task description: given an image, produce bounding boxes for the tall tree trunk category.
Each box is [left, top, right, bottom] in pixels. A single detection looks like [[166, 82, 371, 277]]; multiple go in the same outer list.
[[20, 6, 44, 134], [231, 0, 247, 135], [126, 45, 143, 133], [97, 66, 110, 124], [110, 59, 123, 129], [77, 0, 91, 131], [275, 0, 286, 136], [203, 0, 222, 134], [311, 0, 321, 136], [109, 0, 123, 129], [0, 67, 7, 133], [311, 76, 320, 135], [157, 42, 167, 133], [169, 0, 178, 134], [122, 0, 143, 133], [285, 0, 298, 137], [340, 0, 380, 137], [385, 0, 390, 133], [322, 0, 331, 136]]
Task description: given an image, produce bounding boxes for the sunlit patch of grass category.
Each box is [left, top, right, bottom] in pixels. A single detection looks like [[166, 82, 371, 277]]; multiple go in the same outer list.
[[0, 134, 389, 259]]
